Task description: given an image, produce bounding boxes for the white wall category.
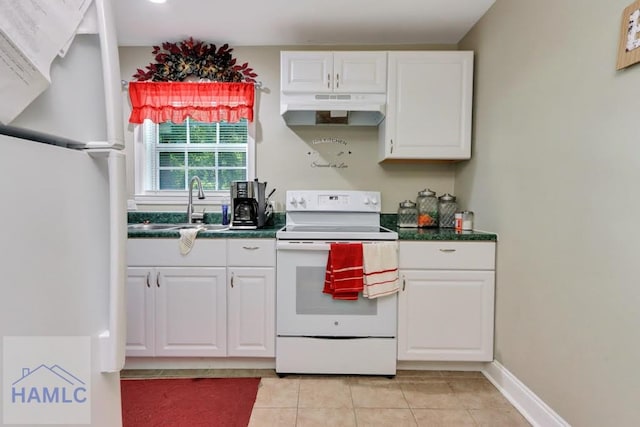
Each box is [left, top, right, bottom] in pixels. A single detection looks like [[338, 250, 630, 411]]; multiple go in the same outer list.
[[458, 1, 640, 425], [119, 45, 458, 213]]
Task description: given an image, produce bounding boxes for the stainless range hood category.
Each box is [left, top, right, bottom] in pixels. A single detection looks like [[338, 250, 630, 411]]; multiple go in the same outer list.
[[280, 93, 386, 126]]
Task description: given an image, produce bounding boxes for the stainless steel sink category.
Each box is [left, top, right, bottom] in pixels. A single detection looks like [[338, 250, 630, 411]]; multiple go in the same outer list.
[[128, 223, 229, 231], [127, 223, 179, 230], [172, 224, 229, 231]]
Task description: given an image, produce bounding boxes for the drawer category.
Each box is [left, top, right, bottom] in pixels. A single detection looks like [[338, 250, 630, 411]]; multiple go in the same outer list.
[[399, 241, 495, 270], [227, 239, 276, 267], [127, 239, 226, 267]]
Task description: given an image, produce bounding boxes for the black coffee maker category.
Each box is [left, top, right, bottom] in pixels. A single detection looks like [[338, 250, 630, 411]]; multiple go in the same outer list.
[[230, 179, 269, 229]]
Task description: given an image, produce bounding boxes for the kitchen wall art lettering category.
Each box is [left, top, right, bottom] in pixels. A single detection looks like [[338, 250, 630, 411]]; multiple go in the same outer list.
[[617, 0, 640, 69], [307, 137, 352, 169]]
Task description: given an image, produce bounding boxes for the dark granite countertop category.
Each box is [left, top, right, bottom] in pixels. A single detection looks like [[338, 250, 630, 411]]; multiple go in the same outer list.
[[127, 212, 283, 239], [127, 212, 497, 241]]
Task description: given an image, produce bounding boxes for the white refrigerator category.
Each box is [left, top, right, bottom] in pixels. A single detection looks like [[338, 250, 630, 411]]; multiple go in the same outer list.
[[0, 1, 126, 425]]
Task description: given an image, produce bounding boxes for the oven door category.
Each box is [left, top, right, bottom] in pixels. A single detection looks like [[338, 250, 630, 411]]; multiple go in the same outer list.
[[276, 240, 397, 337]]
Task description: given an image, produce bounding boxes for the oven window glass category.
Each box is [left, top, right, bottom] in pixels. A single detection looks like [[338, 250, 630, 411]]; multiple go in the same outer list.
[[295, 267, 377, 315]]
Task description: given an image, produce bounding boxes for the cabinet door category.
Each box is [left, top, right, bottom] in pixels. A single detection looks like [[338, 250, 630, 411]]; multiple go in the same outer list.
[[398, 269, 494, 361], [154, 267, 227, 357], [227, 267, 275, 357], [333, 52, 387, 93], [125, 267, 155, 357], [281, 51, 332, 93], [380, 51, 473, 161]]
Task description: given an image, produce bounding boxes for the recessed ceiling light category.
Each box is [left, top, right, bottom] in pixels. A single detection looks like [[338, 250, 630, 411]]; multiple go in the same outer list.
[[148, 0, 167, 4]]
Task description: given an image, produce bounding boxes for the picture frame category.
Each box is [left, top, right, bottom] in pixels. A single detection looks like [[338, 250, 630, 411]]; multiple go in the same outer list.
[[617, 0, 640, 69]]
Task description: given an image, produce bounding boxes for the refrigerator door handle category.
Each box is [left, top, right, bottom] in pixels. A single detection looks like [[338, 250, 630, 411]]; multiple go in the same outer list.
[[96, 149, 127, 373]]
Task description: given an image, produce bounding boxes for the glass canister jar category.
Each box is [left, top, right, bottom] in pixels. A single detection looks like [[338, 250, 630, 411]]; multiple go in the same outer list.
[[438, 193, 457, 228], [416, 189, 439, 228], [397, 200, 418, 228]]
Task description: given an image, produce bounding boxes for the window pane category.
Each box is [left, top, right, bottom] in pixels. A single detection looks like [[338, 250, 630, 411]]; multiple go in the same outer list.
[[189, 170, 216, 191], [143, 118, 250, 194], [159, 122, 187, 144], [219, 169, 247, 190], [159, 152, 185, 167], [189, 121, 217, 144], [159, 170, 185, 190], [220, 120, 247, 144], [188, 152, 214, 167], [219, 151, 246, 167]]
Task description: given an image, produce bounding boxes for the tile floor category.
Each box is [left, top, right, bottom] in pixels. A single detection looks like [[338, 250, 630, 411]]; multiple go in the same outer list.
[[121, 369, 531, 427]]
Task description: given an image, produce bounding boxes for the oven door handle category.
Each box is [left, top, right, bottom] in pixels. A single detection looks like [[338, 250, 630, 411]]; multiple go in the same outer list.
[[276, 241, 332, 251]]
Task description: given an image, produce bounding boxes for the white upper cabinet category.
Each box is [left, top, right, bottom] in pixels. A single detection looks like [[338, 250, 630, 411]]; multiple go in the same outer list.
[[379, 51, 474, 161], [281, 51, 387, 93]]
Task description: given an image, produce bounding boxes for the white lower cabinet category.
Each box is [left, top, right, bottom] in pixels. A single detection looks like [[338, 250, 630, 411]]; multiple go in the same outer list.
[[126, 239, 227, 357], [227, 239, 276, 358], [126, 238, 275, 359], [398, 241, 496, 361], [155, 267, 227, 356]]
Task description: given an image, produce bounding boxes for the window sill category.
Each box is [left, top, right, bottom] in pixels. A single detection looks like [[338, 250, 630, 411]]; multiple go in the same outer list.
[[130, 193, 229, 211]]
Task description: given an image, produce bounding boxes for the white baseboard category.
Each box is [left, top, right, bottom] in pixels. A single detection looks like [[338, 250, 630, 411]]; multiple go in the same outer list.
[[482, 361, 570, 427], [397, 360, 487, 371]]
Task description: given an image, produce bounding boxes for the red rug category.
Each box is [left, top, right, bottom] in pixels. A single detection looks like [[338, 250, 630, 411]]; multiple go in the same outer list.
[[121, 378, 260, 427]]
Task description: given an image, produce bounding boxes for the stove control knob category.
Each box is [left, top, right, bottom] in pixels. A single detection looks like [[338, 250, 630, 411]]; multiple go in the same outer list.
[[297, 197, 307, 207], [289, 197, 298, 207], [364, 196, 378, 206]]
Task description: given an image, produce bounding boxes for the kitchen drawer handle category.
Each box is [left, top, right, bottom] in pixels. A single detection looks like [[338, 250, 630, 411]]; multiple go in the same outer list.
[[242, 246, 260, 250], [439, 248, 457, 253]]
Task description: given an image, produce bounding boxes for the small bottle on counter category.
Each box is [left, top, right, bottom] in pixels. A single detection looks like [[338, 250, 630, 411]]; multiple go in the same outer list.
[[221, 198, 230, 225], [462, 211, 474, 231], [455, 212, 463, 231], [397, 200, 418, 228]]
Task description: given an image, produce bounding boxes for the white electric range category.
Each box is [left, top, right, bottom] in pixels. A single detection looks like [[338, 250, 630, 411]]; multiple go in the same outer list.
[[275, 190, 399, 376]]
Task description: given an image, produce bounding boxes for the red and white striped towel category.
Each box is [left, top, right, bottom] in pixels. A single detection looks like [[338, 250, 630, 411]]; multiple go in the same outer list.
[[362, 242, 399, 299], [323, 242, 364, 300]]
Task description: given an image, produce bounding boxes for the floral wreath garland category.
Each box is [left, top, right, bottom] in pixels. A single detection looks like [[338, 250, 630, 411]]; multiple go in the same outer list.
[[132, 37, 258, 83]]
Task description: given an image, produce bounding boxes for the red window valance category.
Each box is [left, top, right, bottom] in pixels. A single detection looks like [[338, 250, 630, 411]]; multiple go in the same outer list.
[[128, 81, 254, 124]]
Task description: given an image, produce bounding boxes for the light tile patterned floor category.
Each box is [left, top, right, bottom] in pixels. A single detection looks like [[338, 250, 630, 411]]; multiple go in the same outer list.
[[121, 369, 531, 427]]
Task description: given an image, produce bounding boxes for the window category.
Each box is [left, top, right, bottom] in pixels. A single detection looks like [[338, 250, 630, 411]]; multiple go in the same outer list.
[[134, 118, 254, 202]]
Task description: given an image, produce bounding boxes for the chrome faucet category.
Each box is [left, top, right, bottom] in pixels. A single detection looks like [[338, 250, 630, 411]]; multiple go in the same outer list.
[[187, 176, 205, 223]]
